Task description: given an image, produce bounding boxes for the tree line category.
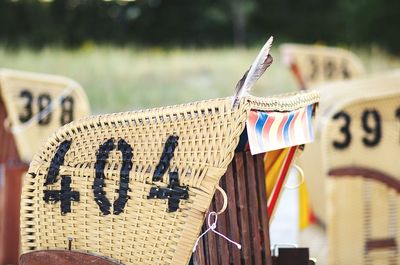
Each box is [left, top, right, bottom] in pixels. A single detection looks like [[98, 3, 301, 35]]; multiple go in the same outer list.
[[0, 0, 399, 54]]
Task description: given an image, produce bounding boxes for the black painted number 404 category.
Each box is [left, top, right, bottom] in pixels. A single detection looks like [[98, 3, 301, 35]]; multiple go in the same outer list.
[[18, 89, 74, 125], [43, 135, 189, 215]]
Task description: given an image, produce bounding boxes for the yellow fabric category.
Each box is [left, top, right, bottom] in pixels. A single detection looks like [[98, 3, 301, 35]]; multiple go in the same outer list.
[[264, 148, 289, 199], [264, 147, 313, 229], [299, 180, 312, 229]]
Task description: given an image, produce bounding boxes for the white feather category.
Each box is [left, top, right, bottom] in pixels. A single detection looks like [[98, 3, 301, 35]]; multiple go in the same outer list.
[[232, 36, 274, 106]]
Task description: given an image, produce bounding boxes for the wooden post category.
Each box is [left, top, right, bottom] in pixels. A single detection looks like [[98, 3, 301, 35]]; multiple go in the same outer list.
[[0, 99, 29, 265], [193, 152, 272, 265]]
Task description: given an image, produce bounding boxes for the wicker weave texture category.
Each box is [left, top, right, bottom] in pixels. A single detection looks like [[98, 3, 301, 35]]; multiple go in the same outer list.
[[280, 43, 365, 88], [301, 71, 400, 265], [20, 92, 319, 265], [324, 95, 400, 265], [0, 69, 90, 162]]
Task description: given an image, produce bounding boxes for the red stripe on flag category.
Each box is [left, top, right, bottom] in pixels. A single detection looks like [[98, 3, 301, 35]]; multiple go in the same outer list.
[[301, 107, 309, 140], [277, 115, 289, 143], [262, 114, 275, 146], [288, 110, 300, 143]]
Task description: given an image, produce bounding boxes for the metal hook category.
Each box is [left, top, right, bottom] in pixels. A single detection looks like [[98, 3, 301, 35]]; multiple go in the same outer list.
[[285, 164, 305, 190], [215, 185, 228, 215], [67, 237, 73, 251]]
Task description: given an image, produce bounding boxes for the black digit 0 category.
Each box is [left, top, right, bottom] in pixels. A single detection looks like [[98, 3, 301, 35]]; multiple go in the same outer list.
[[37, 93, 52, 125], [19, 89, 33, 123], [60, 96, 74, 125], [43, 140, 80, 215], [113, 139, 133, 215], [324, 59, 335, 79], [332, 111, 352, 149], [308, 56, 318, 81], [361, 109, 381, 147], [93, 138, 133, 215], [93, 139, 114, 215]]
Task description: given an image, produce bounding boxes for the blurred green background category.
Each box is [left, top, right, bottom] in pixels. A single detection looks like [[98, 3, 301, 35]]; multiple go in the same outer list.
[[1, 0, 400, 113]]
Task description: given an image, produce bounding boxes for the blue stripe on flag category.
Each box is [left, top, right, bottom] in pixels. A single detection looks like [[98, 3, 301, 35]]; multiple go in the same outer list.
[[307, 104, 314, 140], [255, 112, 268, 150], [283, 112, 294, 145]]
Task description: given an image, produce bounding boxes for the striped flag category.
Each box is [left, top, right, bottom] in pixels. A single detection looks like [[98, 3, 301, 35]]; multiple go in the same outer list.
[[246, 104, 314, 154]]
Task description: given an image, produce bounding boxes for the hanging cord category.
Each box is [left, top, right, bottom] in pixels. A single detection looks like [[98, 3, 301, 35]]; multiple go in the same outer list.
[[285, 164, 305, 190], [192, 185, 241, 252]]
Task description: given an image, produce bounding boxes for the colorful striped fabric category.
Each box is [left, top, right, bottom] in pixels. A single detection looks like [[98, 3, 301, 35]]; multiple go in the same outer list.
[[246, 104, 314, 154]]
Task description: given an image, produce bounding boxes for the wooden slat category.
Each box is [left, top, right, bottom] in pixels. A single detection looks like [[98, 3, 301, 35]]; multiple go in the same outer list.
[[0, 102, 20, 164], [215, 176, 230, 265], [0, 99, 28, 265], [206, 200, 219, 265], [235, 153, 253, 265], [225, 160, 242, 265], [1, 165, 26, 265], [194, 225, 207, 265], [193, 152, 273, 265], [202, 221, 211, 265], [255, 153, 273, 265], [245, 152, 262, 265]]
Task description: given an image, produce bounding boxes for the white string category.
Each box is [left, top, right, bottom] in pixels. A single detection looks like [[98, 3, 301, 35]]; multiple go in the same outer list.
[[192, 211, 241, 252]]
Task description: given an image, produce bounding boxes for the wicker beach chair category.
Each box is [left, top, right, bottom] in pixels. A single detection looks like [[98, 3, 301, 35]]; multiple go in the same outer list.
[[280, 44, 365, 90], [0, 69, 90, 264], [20, 91, 319, 265], [279, 44, 366, 227], [301, 70, 400, 264], [0, 69, 90, 163]]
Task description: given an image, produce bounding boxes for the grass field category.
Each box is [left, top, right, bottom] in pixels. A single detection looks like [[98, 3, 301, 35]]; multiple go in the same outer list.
[[1, 45, 399, 114]]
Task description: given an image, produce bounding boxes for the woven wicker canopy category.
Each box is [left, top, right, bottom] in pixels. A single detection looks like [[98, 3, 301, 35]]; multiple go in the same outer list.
[[21, 91, 319, 265]]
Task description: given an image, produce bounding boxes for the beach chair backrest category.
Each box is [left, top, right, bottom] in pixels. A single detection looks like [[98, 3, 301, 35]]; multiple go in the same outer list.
[[280, 44, 365, 89], [303, 71, 400, 264], [0, 69, 91, 162], [20, 91, 319, 265]]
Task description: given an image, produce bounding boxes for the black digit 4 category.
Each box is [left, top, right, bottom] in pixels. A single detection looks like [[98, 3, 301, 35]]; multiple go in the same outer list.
[[43, 140, 80, 215], [148, 171, 189, 213], [152, 135, 179, 181], [148, 135, 189, 212]]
